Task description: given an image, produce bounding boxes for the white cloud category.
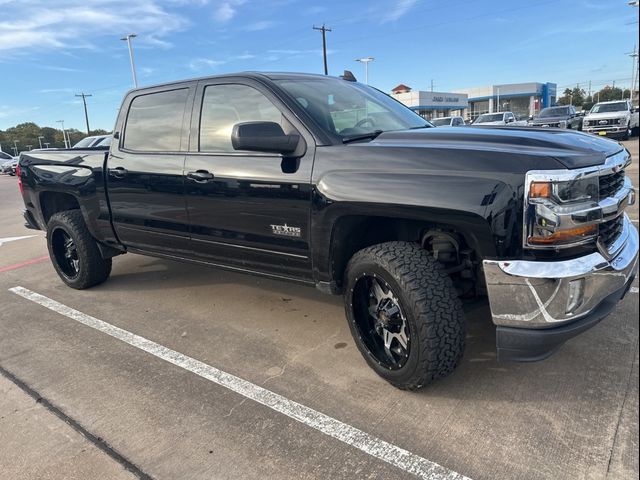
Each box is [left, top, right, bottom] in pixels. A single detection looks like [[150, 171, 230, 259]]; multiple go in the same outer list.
[[382, 0, 418, 23], [214, 0, 246, 23], [242, 20, 277, 31], [0, 0, 205, 54], [189, 58, 227, 71]]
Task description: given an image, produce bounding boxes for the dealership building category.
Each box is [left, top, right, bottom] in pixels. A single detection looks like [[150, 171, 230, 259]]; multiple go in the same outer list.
[[391, 82, 557, 120], [391, 84, 468, 119], [455, 82, 557, 120]]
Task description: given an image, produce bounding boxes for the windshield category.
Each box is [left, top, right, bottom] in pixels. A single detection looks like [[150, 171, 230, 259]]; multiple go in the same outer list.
[[539, 106, 569, 118], [474, 113, 504, 123], [590, 102, 627, 114], [72, 136, 98, 148], [276, 77, 430, 138], [95, 136, 112, 147], [431, 118, 451, 126]]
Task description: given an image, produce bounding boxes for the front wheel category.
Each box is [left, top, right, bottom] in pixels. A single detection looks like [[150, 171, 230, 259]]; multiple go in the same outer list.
[[344, 242, 465, 390], [47, 210, 112, 289]]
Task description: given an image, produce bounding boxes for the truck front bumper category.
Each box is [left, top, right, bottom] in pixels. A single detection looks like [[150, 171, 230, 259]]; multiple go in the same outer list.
[[483, 215, 638, 361]]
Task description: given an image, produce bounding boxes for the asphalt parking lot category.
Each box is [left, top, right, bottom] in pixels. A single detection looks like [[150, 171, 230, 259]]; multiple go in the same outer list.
[[1, 140, 638, 480]]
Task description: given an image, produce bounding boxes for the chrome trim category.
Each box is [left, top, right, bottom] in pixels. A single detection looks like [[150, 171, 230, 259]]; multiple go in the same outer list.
[[523, 150, 632, 250], [484, 215, 638, 327]]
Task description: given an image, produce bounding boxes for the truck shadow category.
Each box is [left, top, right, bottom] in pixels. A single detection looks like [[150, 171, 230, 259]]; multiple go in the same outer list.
[[98, 253, 637, 405]]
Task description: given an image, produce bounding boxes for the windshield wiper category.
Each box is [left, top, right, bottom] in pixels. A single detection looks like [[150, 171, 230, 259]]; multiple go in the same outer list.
[[409, 125, 432, 129], [342, 130, 384, 143]]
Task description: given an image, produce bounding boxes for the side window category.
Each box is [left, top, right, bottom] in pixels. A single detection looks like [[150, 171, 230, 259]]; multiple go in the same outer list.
[[123, 88, 189, 152], [200, 84, 283, 152]]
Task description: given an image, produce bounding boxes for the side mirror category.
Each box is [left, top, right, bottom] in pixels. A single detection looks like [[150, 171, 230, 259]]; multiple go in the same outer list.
[[232, 122, 301, 155]]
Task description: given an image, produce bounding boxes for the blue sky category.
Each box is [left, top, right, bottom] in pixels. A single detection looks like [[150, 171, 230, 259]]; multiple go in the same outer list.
[[0, 0, 638, 131]]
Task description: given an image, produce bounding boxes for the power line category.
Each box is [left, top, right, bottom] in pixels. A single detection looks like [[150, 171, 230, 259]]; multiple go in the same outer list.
[[313, 24, 332, 75], [75, 93, 93, 134]]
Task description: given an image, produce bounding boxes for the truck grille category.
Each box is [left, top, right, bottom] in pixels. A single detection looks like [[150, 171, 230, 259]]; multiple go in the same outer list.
[[599, 215, 625, 248], [599, 170, 625, 199]]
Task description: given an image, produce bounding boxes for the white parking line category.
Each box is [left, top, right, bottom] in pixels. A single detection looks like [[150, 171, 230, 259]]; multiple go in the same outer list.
[[631, 287, 639, 294], [0, 235, 36, 247], [8, 286, 469, 480]]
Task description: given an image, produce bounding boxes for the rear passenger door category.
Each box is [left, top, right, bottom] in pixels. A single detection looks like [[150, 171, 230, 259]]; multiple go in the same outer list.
[[107, 84, 195, 254], [183, 78, 315, 280]]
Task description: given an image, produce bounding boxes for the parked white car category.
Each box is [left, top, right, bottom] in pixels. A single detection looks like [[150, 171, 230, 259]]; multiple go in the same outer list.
[[582, 100, 639, 140], [472, 111, 527, 126], [430, 116, 466, 127]]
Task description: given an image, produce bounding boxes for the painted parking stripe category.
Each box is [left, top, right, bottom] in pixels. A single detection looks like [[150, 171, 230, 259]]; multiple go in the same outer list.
[[631, 287, 639, 294], [0, 256, 49, 273], [0, 235, 36, 247], [8, 286, 469, 480]]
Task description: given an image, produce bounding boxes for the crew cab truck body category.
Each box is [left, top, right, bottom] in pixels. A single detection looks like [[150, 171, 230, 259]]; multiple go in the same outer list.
[[528, 105, 583, 130], [18, 73, 639, 390], [583, 100, 639, 140]]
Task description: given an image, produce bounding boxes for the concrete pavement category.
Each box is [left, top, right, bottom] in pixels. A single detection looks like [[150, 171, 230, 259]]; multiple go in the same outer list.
[[0, 139, 638, 480]]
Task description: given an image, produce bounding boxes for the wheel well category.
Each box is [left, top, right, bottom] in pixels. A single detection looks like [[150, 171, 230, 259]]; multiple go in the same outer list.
[[40, 192, 80, 225], [330, 215, 482, 295]]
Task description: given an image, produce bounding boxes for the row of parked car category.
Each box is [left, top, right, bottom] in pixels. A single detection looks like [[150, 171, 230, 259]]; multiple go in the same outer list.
[[430, 100, 640, 140], [1, 134, 111, 176]]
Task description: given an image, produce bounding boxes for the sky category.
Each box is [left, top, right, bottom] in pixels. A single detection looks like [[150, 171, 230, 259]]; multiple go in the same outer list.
[[0, 0, 638, 131]]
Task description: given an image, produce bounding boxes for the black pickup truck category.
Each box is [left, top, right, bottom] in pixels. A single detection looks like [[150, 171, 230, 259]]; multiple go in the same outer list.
[[17, 72, 638, 390]]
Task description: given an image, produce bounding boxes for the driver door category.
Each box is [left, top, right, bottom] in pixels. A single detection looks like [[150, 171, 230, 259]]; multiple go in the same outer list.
[[183, 79, 316, 280]]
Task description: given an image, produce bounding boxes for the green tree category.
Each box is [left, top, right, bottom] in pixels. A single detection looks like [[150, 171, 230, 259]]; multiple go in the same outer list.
[[592, 86, 631, 103], [557, 87, 586, 106], [0, 122, 111, 154]]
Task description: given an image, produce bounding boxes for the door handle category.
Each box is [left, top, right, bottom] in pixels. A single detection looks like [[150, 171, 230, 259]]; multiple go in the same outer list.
[[109, 166, 128, 178], [187, 170, 215, 182]]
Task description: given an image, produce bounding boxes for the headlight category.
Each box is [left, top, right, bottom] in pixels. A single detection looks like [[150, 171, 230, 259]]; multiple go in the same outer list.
[[617, 117, 628, 125], [530, 177, 599, 204], [526, 176, 600, 248], [559, 120, 567, 128]]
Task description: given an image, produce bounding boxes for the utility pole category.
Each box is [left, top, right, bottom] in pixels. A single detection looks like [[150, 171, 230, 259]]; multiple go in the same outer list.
[[75, 93, 93, 134], [313, 24, 331, 75], [121, 34, 139, 87], [588, 80, 592, 99], [355, 57, 374, 84], [38, 136, 44, 149], [496, 87, 500, 112], [430, 79, 434, 92]]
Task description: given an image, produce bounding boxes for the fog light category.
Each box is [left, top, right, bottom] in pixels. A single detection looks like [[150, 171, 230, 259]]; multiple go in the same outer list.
[[566, 278, 585, 314]]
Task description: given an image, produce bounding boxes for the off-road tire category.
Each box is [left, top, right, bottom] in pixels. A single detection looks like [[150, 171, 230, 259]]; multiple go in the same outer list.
[[47, 210, 112, 289], [344, 241, 465, 390]]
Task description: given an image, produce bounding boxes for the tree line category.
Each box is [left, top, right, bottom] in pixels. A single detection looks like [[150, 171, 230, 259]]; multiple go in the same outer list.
[[0, 122, 110, 155], [557, 85, 634, 110]]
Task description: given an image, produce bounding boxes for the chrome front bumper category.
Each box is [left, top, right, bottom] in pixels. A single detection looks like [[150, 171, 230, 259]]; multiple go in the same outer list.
[[483, 215, 638, 329]]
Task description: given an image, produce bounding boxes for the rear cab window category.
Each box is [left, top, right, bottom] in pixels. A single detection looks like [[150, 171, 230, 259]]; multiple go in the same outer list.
[[123, 88, 190, 152]]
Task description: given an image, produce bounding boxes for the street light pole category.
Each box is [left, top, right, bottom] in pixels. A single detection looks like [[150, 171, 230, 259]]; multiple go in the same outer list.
[[121, 34, 139, 88], [13, 140, 19, 156], [629, 46, 639, 100], [496, 87, 500, 112], [355, 57, 374, 84], [38, 136, 44, 149], [56, 120, 69, 148]]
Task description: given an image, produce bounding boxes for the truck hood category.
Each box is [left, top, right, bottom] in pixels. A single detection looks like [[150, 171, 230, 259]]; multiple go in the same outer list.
[[369, 126, 622, 169], [367, 126, 623, 169], [584, 111, 629, 120]]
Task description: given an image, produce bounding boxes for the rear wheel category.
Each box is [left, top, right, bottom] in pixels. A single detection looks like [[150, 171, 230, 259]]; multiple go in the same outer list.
[[344, 242, 465, 390], [47, 210, 112, 289]]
